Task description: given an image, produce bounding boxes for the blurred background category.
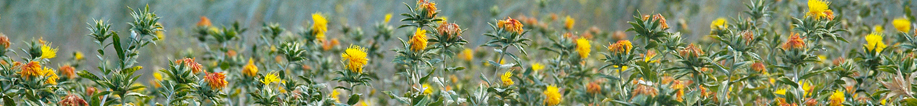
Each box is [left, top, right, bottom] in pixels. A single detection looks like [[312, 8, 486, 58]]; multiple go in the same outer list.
[[0, 0, 911, 86]]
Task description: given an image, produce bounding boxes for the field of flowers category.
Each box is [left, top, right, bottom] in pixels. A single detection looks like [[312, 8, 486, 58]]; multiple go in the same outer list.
[[1, 0, 917, 105]]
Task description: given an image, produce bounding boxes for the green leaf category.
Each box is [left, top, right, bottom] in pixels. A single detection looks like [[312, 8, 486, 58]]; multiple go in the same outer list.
[[112, 32, 125, 64], [347, 94, 361, 105]]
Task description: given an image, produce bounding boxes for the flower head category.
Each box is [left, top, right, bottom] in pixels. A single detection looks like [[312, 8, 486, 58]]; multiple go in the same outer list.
[[204, 72, 228, 90], [436, 22, 462, 39], [501, 71, 514, 86], [418, 0, 437, 18], [20, 61, 42, 79], [544, 85, 562, 106], [342, 45, 369, 73], [384, 13, 393, 23], [312, 13, 328, 41], [243, 58, 259, 77], [751, 62, 766, 72], [261, 73, 280, 85], [643, 14, 669, 29], [679, 44, 705, 57], [586, 82, 601, 94], [59, 65, 76, 79], [608, 40, 633, 54], [458, 48, 473, 61], [41, 43, 58, 59], [74, 51, 84, 61], [59, 94, 88, 106], [564, 16, 575, 30], [422, 83, 434, 95], [331, 89, 341, 102], [807, 0, 832, 20], [829, 89, 845, 106], [175, 58, 203, 74], [498, 17, 524, 34], [893, 17, 912, 33], [575, 38, 591, 59], [40, 67, 58, 85], [782, 33, 806, 50], [864, 33, 886, 53], [410, 28, 428, 52], [532, 63, 545, 72], [196, 16, 212, 27], [710, 18, 728, 29], [0, 34, 9, 49]]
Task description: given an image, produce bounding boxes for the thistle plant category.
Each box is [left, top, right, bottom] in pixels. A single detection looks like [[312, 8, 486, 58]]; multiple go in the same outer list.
[[78, 5, 162, 106]]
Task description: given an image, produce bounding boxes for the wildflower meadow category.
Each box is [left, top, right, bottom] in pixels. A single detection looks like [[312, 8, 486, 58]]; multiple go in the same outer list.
[[1, 0, 917, 105]]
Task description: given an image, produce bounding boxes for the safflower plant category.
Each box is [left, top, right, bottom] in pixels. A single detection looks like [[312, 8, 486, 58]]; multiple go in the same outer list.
[[6, 0, 917, 105]]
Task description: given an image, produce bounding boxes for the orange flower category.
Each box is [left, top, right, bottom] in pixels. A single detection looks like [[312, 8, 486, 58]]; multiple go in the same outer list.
[[782, 33, 806, 49], [175, 58, 203, 74], [418, 0, 437, 18], [204, 72, 228, 90], [196, 16, 212, 27], [226, 50, 237, 57], [643, 14, 668, 29], [20, 61, 42, 79], [0, 34, 9, 49], [59, 65, 76, 79], [608, 40, 633, 54], [586, 82, 601, 94], [59, 94, 88, 106], [436, 22, 462, 39], [679, 44, 705, 57], [752, 62, 766, 72], [498, 17, 524, 34]]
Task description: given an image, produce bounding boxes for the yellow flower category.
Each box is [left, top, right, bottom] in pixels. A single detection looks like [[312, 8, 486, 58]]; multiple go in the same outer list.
[[575, 38, 591, 59], [41, 67, 58, 85], [312, 13, 328, 40], [613, 65, 628, 73], [608, 40, 633, 54], [331, 89, 341, 103], [864, 33, 886, 53], [383, 13, 393, 23], [893, 17, 912, 33], [829, 89, 845, 106], [409, 28, 428, 52], [497, 17, 524, 34], [458, 48, 473, 61], [73, 51, 84, 61], [774, 88, 786, 95], [342, 45, 369, 73], [564, 16, 575, 30], [874, 25, 884, 33], [422, 84, 433, 95], [204, 72, 228, 90], [807, 0, 831, 19], [710, 18, 728, 29], [41, 44, 58, 59], [501, 71, 514, 86], [261, 73, 280, 85], [243, 58, 259, 77], [643, 50, 658, 63], [544, 85, 562, 106], [531, 63, 545, 72], [153, 72, 162, 81], [800, 80, 813, 97]]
